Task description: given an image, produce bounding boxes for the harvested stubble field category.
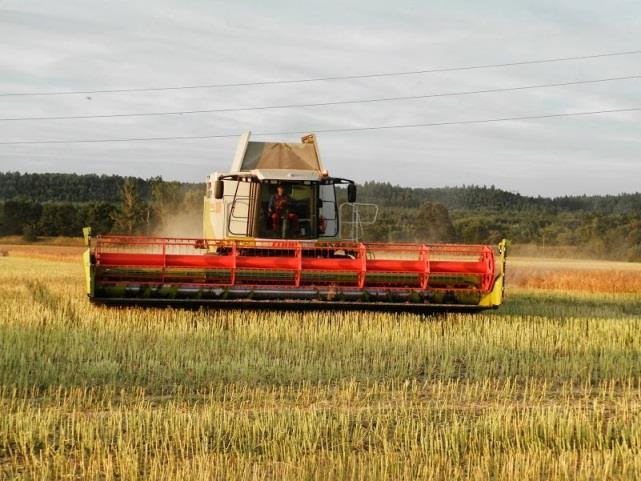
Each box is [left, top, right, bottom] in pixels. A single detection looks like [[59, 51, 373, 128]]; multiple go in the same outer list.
[[1, 248, 641, 480]]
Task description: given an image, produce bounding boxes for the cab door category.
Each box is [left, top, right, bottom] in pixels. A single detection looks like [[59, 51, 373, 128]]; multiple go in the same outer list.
[[227, 179, 257, 238], [319, 183, 338, 238]]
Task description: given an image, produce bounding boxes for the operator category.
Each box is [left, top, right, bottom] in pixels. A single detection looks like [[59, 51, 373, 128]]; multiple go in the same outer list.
[[268, 184, 299, 234]]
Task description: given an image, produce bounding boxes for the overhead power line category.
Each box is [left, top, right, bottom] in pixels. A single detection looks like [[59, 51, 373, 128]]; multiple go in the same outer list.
[[1, 107, 639, 145], [1, 49, 641, 97], [2, 74, 641, 122]]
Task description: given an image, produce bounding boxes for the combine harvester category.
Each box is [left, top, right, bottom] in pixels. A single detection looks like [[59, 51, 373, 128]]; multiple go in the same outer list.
[[83, 132, 507, 311]]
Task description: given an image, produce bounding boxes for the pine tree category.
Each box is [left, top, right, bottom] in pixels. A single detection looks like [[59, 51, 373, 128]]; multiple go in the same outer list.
[[112, 177, 147, 234]]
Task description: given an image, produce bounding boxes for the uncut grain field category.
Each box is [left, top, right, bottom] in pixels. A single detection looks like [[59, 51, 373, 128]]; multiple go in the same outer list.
[[2, 245, 641, 480]]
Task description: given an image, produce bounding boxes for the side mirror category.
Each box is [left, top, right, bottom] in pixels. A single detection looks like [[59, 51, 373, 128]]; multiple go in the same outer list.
[[347, 184, 357, 203], [214, 179, 224, 199]]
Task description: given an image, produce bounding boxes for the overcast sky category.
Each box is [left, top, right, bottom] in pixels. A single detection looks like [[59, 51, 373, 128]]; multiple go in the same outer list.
[[1, 0, 640, 196]]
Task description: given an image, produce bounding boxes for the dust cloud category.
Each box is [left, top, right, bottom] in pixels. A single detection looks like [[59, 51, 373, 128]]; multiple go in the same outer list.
[[152, 211, 203, 238]]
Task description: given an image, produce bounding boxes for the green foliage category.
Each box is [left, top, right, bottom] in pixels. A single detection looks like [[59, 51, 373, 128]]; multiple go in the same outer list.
[[2, 173, 640, 215], [149, 176, 183, 231], [1, 173, 640, 262], [356, 184, 641, 261], [0, 200, 42, 236], [111, 177, 149, 235], [76, 202, 117, 235], [416, 202, 455, 242], [21, 223, 38, 242], [358, 181, 641, 213], [0, 171, 154, 203], [38, 203, 79, 236]]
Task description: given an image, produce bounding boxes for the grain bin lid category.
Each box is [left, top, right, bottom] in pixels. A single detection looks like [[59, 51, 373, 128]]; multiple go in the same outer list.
[[230, 131, 324, 173]]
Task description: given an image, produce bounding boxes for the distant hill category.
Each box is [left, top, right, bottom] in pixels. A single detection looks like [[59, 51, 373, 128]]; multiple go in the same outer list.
[[357, 181, 641, 213], [2, 171, 640, 213]]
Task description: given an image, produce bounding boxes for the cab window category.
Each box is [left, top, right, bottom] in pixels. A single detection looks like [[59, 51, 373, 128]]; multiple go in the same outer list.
[[258, 182, 316, 239]]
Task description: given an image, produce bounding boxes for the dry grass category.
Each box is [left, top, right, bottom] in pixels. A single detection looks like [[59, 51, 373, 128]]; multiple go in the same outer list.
[[0, 235, 84, 246], [1, 252, 641, 479], [0, 243, 83, 262], [508, 257, 641, 294], [2, 381, 641, 480], [509, 268, 641, 293]]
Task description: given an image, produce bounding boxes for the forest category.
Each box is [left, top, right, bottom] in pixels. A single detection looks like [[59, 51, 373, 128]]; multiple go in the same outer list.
[[1, 172, 640, 260]]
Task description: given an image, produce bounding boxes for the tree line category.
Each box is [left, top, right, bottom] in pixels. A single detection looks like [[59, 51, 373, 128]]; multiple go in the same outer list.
[[1, 172, 640, 261], [0, 177, 202, 239], [357, 181, 641, 213], [4, 172, 641, 213], [362, 207, 641, 261], [0, 172, 154, 203]]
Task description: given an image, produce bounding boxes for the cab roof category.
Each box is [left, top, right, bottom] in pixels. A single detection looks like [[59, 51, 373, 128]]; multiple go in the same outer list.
[[251, 169, 322, 181]]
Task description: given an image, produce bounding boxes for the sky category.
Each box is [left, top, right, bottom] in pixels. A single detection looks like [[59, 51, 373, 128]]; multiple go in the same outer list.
[[0, 0, 640, 197]]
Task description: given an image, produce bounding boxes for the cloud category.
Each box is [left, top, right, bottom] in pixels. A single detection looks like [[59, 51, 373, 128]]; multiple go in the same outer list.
[[0, 0, 640, 196]]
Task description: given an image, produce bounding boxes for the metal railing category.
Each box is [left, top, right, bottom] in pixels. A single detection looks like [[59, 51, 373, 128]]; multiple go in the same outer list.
[[339, 203, 379, 242]]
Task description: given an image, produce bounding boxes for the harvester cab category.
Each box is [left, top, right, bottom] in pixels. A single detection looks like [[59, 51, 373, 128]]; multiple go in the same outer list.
[[83, 132, 507, 311], [203, 132, 354, 242]]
